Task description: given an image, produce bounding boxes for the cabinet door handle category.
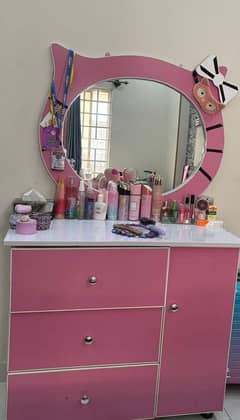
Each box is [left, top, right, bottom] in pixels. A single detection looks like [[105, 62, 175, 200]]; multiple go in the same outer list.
[[80, 395, 90, 405], [170, 303, 179, 312], [84, 336, 94, 345], [88, 276, 97, 285]]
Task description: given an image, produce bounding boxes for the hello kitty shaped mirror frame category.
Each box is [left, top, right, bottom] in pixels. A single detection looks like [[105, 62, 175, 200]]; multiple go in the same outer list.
[[39, 43, 232, 202]]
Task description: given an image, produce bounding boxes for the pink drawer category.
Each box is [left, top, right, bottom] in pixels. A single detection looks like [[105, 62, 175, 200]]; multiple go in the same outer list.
[[7, 365, 157, 420], [11, 248, 168, 311], [9, 308, 162, 371]]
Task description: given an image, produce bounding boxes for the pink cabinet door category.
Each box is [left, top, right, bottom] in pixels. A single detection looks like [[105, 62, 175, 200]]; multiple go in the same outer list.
[[9, 308, 162, 371], [11, 248, 168, 311], [157, 247, 239, 417], [7, 365, 157, 420]]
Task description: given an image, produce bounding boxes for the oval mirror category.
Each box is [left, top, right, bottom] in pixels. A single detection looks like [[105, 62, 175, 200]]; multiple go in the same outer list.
[[40, 44, 225, 202], [63, 79, 206, 193]]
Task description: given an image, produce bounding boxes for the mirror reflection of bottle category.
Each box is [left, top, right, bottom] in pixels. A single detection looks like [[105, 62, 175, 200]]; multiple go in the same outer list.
[[129, 184, 142, 221], [118, 183, 130, 221]]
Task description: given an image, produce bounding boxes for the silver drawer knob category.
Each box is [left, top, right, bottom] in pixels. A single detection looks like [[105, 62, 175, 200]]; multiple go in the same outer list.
[[88, 276, 97, 285], [84, 336, 94, 345], [170, 303, 179, 312], [80, 395, 90, 405]]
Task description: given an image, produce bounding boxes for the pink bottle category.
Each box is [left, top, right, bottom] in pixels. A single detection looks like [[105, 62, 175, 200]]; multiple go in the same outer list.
[[129, 184, 142, 221], [140, 185, 152, 218]]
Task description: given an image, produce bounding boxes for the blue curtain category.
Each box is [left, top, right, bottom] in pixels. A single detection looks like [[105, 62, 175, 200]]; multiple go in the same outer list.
[[65, 96, 82, 174]]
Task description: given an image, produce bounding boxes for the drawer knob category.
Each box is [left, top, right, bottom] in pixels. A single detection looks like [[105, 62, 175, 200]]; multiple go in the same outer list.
[[84, 336, 94, 345], [88, 276, 97, 285], [80, 395, 90, 405], [170, 303, 179, 312]]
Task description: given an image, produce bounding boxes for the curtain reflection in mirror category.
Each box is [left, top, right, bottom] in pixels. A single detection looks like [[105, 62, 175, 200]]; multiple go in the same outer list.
[[63, 96, 82, 174]]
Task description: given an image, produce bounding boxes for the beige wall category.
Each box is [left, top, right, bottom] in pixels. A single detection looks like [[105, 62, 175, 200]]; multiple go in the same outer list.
[[1, 0, 240, 366]]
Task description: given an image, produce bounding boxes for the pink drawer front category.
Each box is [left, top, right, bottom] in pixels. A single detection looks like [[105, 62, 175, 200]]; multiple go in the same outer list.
[[7, 365, 157, 420], [11, 248, 168, 311], [9, 308, 162, 371]]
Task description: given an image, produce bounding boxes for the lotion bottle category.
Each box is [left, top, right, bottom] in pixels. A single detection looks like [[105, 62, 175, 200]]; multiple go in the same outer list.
[[94, 193, 107, 220]]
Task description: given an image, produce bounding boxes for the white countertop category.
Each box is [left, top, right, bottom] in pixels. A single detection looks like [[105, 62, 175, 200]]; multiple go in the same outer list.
[[3, 220, 240, 248]]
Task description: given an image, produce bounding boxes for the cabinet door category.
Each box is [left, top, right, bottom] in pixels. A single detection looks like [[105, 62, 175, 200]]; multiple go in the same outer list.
[[7, 365, 157, 420], [157, 247, 239, 417]]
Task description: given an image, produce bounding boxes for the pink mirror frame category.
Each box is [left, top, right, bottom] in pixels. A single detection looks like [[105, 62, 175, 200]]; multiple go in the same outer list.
[[39, 43, 224, 201]]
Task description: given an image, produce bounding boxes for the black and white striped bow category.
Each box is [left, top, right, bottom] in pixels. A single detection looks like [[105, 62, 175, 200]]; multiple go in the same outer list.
[[195, 55, 239, 105]]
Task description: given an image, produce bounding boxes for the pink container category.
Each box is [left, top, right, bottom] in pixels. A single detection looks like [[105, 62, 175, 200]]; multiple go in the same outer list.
[[16, 219, 37, 235]]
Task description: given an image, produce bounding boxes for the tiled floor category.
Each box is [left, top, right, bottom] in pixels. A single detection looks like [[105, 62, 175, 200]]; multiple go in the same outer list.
[[0, 383, 239, 419]]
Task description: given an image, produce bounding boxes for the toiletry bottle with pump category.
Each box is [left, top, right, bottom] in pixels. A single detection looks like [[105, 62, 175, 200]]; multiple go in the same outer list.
[[65, 177, 77, 219], [85, 180, 95, 219], [54, 177, 65, 219], [118, 183, 130, 221], [94, 193, 107, 220], [184, 196, 191, 224], [140, 185, 152, 218], [75, 179, 85, 219], [129, 183, 141, 221], [151, 175, 162, 222], [107, 181, 119, 221]]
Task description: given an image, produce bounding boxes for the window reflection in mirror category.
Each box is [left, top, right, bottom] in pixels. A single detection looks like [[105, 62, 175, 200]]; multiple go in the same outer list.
[[62, 79, 206, 193]]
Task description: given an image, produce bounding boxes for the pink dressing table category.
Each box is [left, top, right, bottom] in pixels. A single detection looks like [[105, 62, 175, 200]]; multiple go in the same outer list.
[[3, 45, 240, 420]]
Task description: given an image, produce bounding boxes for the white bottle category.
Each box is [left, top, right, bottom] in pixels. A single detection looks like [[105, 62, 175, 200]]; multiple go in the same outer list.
[[94, 193, 107, 220]]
